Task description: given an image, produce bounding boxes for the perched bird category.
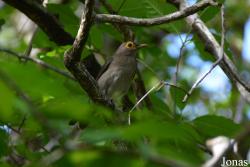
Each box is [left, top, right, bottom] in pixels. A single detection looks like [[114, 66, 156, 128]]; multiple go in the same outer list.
[[97, 41, 147, 101], [69, 41, 146, 127]]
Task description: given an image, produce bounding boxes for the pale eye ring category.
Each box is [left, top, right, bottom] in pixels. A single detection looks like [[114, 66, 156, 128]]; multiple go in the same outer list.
[[126, 41, 135, 48]]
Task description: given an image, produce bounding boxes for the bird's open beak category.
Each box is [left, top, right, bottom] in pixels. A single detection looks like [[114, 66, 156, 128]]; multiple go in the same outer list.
[[136, 43, 148, 49]]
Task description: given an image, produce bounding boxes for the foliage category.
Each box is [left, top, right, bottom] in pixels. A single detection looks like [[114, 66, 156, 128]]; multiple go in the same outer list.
[[0, 0, 249, 167]]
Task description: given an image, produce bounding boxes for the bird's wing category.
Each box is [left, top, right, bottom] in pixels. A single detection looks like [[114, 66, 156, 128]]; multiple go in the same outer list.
[[96, 57, 113, 80]]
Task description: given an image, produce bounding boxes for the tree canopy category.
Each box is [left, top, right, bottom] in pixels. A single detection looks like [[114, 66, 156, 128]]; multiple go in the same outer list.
[[0, 0, 250, 166]]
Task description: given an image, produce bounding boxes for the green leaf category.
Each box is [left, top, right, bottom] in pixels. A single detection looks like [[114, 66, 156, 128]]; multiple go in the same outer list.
[[98, 24, 122, 41], [143, 0, 176, 17], [33, 4, 79, 48], [0, 56, 78, 100], [56, 150, 143, 167], [200, 6, 220, 22], [193, 35, 215, 62], [213, 33, 234, 61], [82, 120, 201, 145], [0, 80, 15, 121], [218, 0, 225, 4], [47, 4, 79, 36], [0, 128, 9, 157], [33, 28, 56, 48], [192, 115, 241, 138], [0, 19, 5, 31], [150, 93, 172, 116], [108, 0, 175, 18], [0, 6, 14, 20], [90, 25, 104, 49], [170, 86, 186, 110], [112, 0, 148, 17]]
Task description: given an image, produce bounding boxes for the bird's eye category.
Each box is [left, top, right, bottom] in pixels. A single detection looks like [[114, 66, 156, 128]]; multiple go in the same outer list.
[[125, 41, 135, 48]]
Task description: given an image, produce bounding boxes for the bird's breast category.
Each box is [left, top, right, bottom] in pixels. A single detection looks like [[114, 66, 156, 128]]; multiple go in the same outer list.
[[97, 56, 137, 99]]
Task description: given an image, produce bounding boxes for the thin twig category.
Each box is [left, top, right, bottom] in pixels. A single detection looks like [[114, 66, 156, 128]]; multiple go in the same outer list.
[[17, 116, 27, 132], [0, 48, 75, 80], [137, 58, 162, 80], [128, 81, 164, 125], [6, 125, 21, 134], [0, 70, 54, 154], [182, 4, 225, 102], [168, 0, 250, 102], [173, 33, 192, 114], [24, 26, 38, 58], [220, 4, 225, 61], [116, 0, 127, 14], [163, 82, 189, 95], [0, 69, 33, 106], [137, 59, 188, 96], [99, 0, 116, 14], [174, 34, 193, 84], [99, 0, 134, 40], [182, 58, 221, 102], [7, 125, 50, 153]]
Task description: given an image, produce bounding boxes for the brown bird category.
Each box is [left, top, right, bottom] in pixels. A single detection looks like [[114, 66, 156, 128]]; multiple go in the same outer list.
[[97, 41, 147, 100]]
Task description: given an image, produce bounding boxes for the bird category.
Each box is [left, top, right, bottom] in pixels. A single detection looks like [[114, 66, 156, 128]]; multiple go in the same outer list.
[[69, 41, 146, 127], [97, 41, 147, 102]]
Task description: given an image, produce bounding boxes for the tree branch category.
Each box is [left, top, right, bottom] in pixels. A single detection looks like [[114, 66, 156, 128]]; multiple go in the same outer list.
[[95, 0, 217, 26], [63, 0, 113, 108], [168, 0, 250, 103], [64, 0, 94, 63], [3, 0, 215, 45], [0, 47, 74, 80], [2, 0, 74, 45], [183, 4, 225, 102], [2, 0, 221, 107]]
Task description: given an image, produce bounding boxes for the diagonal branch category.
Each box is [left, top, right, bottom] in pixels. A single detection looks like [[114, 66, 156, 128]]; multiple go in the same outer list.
[[64, 0, 94, 63], [0, 47, 74, 80], [63, 0, 113, 108], [183, 4, 225, 102], [2, 0, 74, 45], [95, 0, 217, 26], [168, 0, 250, 103]]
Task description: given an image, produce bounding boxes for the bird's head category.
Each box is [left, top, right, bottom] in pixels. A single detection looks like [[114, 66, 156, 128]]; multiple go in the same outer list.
[[114, 41, 147, 57]]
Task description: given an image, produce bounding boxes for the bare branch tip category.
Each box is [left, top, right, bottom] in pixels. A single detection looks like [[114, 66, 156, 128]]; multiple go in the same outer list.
[[209, 0, 219, 6]]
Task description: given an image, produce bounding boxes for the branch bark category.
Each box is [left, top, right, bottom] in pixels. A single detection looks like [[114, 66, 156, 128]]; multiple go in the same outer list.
[[2, 0, 223, 106], [168, 0, 250, 103], [2, 0, 214, 45], [63, 0, 113, 108], [95, 0, 217, 26], [2, 0, 74, 45]]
